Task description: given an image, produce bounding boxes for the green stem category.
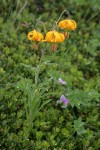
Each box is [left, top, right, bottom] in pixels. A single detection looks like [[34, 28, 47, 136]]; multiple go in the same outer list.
[[35, 49, 44, 85], [60, 129, 77, 149], [52, 9, 70, 30], [36, 20, 47, 34], [56, 9, 70, 24]]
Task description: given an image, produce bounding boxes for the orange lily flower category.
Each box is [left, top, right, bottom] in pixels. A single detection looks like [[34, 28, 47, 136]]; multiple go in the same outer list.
[[45, 30, 65, 43], [58, 19, 77, 30], [27, 29, 44, 41]]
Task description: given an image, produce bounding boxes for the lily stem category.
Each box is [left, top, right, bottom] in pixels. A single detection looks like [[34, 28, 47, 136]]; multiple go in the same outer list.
[[52, 9, 70, 30]]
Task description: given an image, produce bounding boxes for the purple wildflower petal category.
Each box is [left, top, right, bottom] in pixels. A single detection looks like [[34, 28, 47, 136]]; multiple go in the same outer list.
[[62, 81, 67, 85], [58, 78, 62, 83], [58, 78, 66, 85], [60, 95, 69, 105]]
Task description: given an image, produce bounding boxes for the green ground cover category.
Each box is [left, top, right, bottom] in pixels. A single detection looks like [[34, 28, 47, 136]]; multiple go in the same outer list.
[[0, 0, 100, 149]]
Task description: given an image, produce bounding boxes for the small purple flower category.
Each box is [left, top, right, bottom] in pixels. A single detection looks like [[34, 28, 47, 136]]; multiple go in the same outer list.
[[56, 95, 69, 108], [58, 78, 66, 85], [60, 95, 69, 105]]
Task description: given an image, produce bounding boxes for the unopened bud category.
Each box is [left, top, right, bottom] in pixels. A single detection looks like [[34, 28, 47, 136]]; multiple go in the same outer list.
[[33, 43, 38, 50], [63, 32, 69, 38], [51, 44, 58, 51]]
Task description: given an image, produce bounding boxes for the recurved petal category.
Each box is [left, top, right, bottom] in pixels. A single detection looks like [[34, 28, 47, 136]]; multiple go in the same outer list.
[[37, 32, 44, 41], [27, 31, 34, 40], [65, 19, 77, 30], [58, 19, 77, 30], [58, 20, 67, 28], [59, 33, 65, 42], [32, 29, 38, 40], [45, 31, 53, 42], [71, 20, 77, 30], [45, 30, 65, 43]]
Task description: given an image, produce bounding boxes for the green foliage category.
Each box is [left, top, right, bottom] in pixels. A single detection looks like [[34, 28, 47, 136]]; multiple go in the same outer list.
[[0, 0, 100, 149], [67, 89, 100, 107], [73, 117, 86, 135], [17, 77, 51, 125]]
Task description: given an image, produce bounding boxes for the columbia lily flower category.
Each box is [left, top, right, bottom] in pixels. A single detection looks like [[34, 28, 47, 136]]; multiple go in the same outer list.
[[58, 78, 66, 85], [45, 30, 65, 43], [27, 29, 44, 41], [58, 19, 77, 30], [57, 95, 69, 107]]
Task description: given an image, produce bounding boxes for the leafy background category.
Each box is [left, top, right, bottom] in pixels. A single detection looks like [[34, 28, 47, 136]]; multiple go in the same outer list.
[[0, 0, 100, 149]]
